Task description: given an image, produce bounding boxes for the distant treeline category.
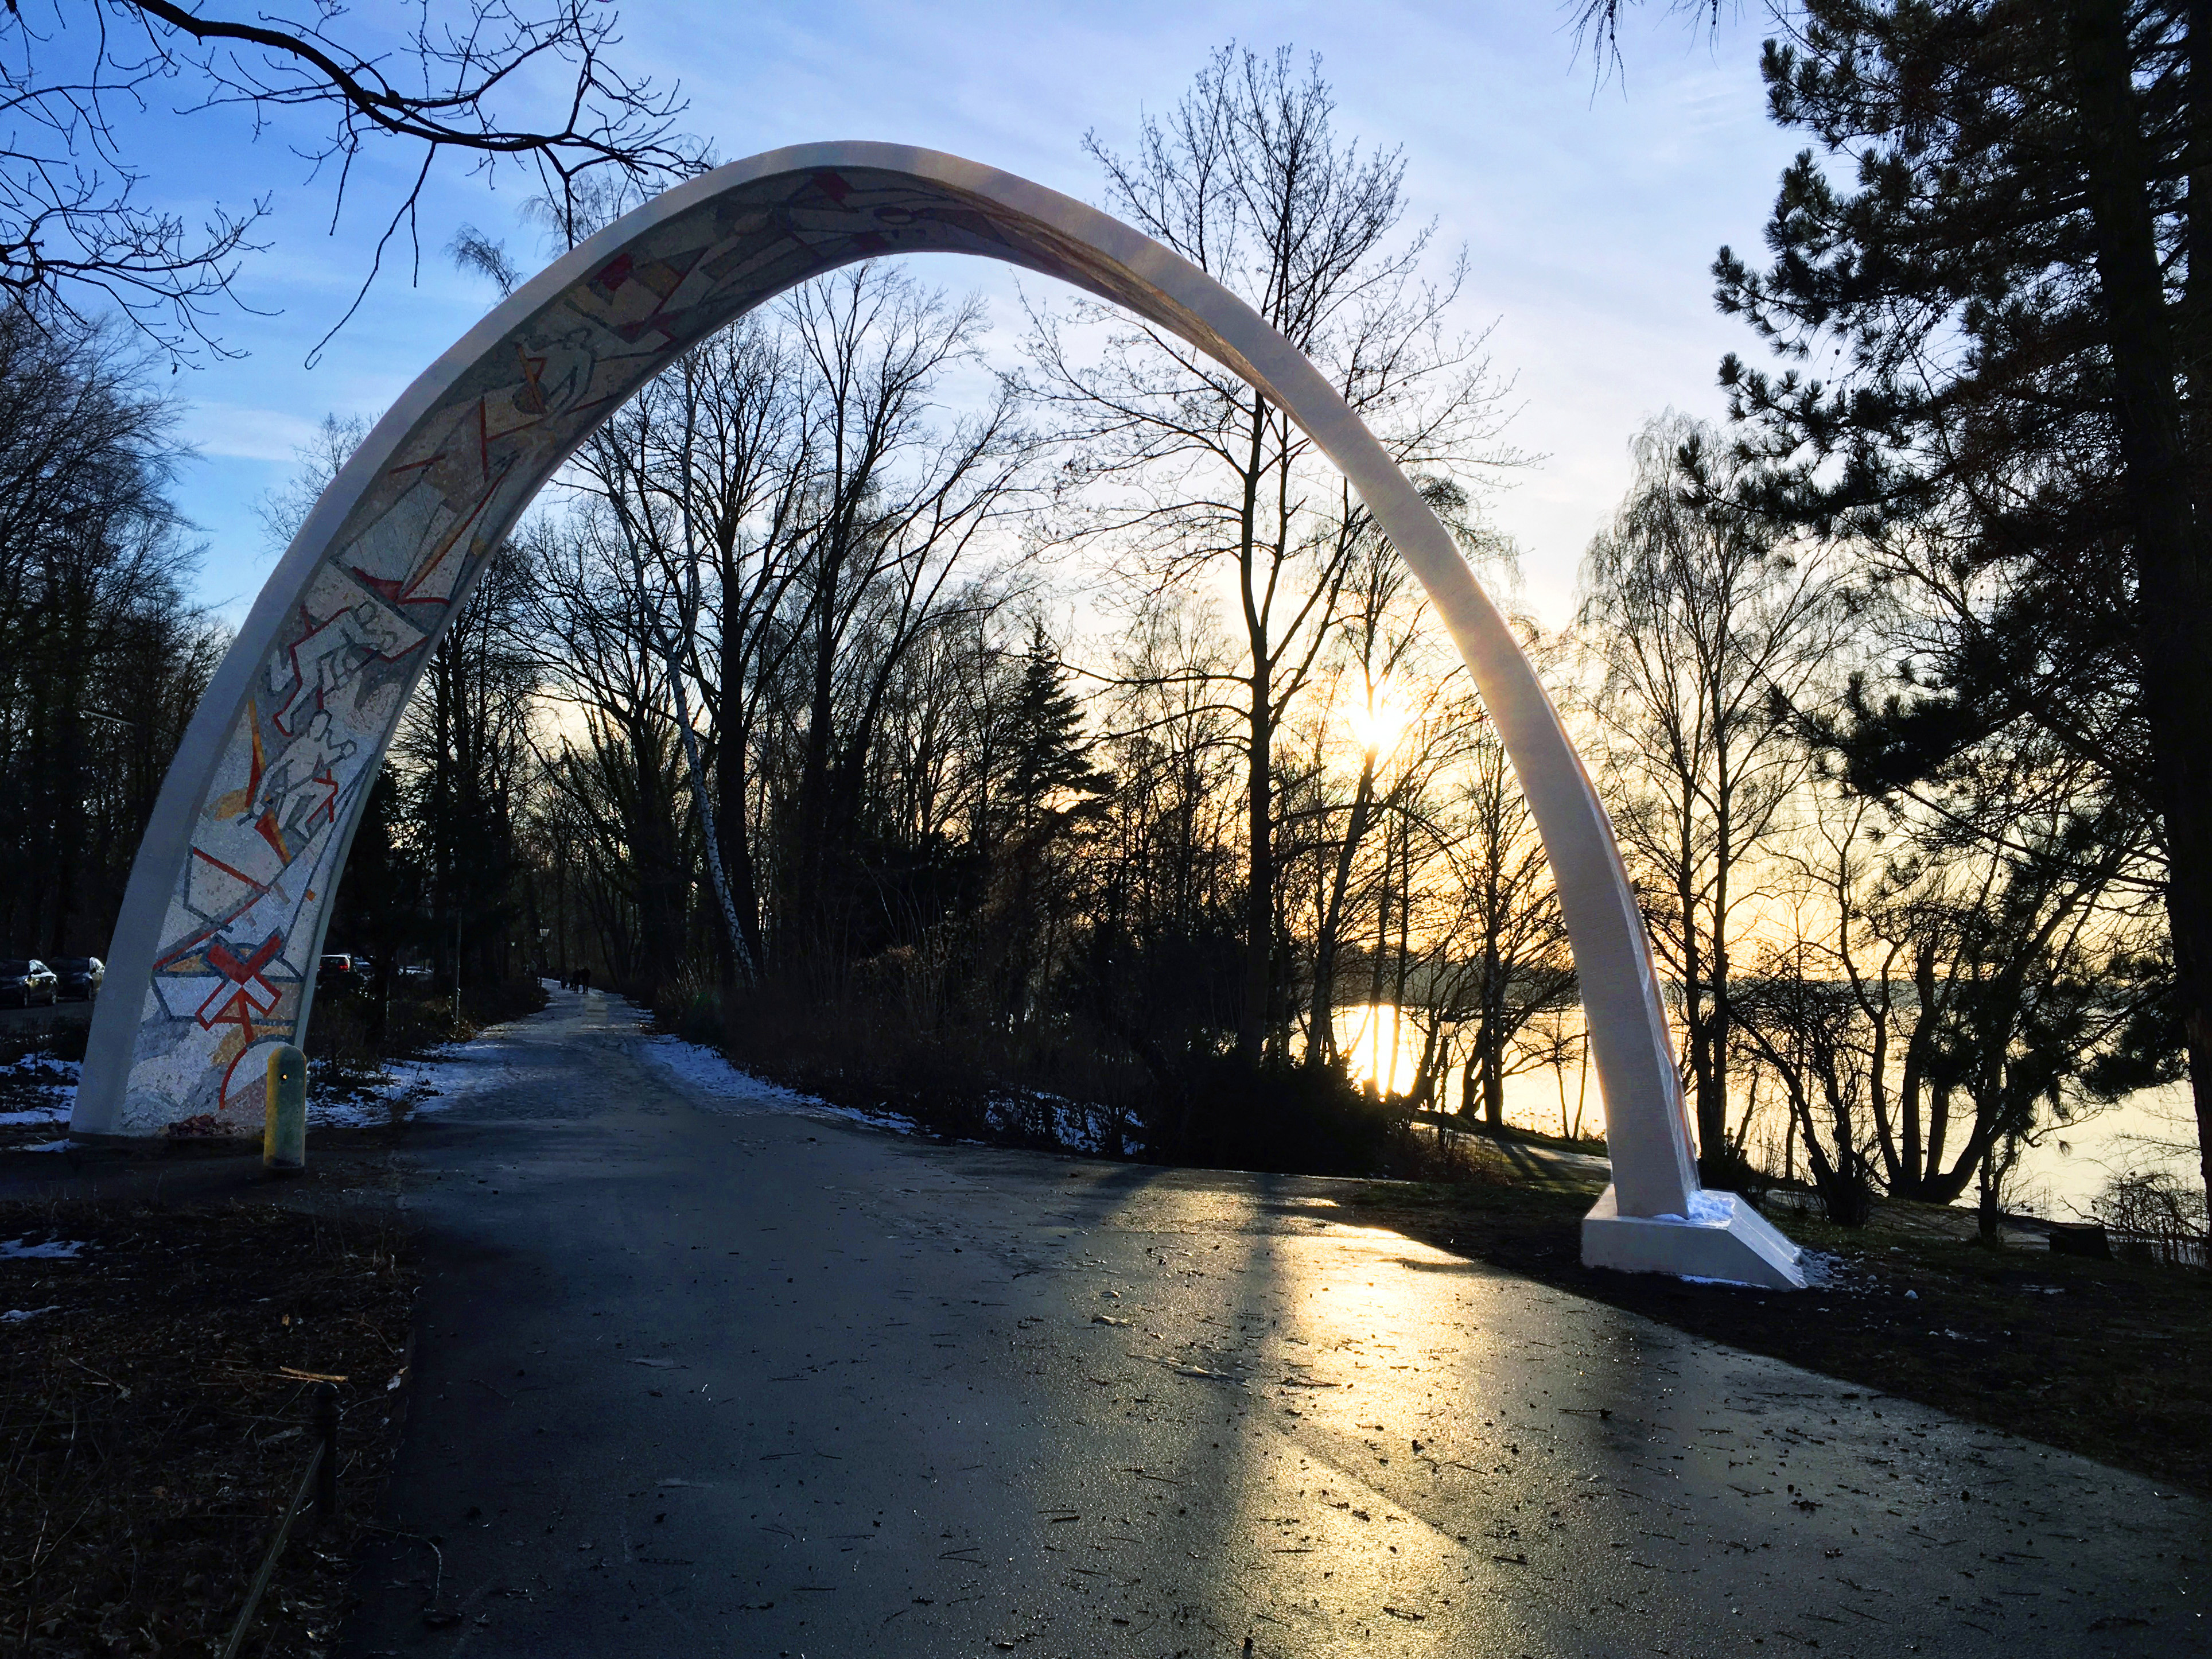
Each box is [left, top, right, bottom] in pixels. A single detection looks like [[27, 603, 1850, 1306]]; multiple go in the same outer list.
[[0, 306, 226, 959]]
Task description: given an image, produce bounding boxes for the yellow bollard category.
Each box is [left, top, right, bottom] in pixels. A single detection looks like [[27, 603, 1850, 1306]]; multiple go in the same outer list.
[[264, 1044, 307, 1172]]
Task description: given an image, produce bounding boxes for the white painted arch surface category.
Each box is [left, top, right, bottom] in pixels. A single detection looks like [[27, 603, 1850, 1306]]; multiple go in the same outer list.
[[71, 143, 1797, 1282]]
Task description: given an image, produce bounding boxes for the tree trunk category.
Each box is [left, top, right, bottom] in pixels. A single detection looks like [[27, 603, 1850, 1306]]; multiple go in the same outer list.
[[793, 539, 844, 962], [1479, 939, 1506, 1128], [716, 700, 765, 977], [1236, 394, 1273, 1062], [1678, 790, 1724, 1161], [2073, 0, 2212, 1216], [1482, 1022, 1506, 1128], [1308, 753, 1378, 1064]]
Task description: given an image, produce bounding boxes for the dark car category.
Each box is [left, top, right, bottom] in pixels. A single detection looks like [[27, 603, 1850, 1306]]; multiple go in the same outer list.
[[0, 960, 59, 1008], [318, 953, 363, 993], [50, 957, 103, 1001]]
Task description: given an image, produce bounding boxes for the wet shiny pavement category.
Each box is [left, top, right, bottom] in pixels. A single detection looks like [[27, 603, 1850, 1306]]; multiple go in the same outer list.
[[343, 993, 2206, 1657]]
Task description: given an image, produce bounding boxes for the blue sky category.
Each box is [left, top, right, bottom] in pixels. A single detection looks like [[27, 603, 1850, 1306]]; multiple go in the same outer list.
[[151, 1, 1802, 628]]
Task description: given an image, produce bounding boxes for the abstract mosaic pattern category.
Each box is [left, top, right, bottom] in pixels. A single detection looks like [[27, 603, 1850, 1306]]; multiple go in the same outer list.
[[86, 162, 1248, 1135]]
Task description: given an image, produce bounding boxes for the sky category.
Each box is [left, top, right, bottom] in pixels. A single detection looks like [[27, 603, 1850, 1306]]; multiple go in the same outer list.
[[143, 1, 1806, 630]]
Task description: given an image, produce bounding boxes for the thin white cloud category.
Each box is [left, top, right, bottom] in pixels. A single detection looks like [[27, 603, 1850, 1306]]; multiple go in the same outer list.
[[181, 403, 330, 464]]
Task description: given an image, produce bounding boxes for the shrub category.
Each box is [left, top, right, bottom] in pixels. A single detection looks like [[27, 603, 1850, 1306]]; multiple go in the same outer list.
[[679, 990, 721, 1047], [1149, 1052, 1402, 1177]]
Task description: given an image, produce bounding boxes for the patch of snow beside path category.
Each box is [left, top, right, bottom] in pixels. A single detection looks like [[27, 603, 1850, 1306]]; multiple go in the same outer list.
[[633, 1033, 919, 1136], [0, 1106, 71, 1128], [631, 1027, 1137, 1155], [310, 1027, 531, 1128]]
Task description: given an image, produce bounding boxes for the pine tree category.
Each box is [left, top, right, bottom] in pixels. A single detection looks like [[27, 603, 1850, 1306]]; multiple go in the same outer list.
[[1713, 1, 2212, 1202], [1006, 625, 1110, 832]]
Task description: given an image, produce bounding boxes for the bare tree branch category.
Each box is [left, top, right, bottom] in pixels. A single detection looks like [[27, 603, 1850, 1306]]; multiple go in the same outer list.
[[0, 0, 699, 358]]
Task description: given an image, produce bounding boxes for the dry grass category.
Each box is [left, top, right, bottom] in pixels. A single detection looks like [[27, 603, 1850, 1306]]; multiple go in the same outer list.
[[0, 1197, 417, 1657]]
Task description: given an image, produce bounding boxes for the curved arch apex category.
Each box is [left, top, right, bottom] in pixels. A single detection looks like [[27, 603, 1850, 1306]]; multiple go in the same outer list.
[[70, 140, 1801, 1289]]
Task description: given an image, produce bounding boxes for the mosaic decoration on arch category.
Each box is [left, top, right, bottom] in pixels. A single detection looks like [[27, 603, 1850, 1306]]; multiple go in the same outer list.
[[114, 166, 1188, 1134]]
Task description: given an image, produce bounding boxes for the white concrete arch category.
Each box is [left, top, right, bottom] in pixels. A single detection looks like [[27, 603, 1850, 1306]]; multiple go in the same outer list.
[[71, 142, 1800, 1286]]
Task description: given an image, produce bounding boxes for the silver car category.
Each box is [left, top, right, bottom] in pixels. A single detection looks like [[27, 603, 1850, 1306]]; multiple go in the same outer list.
[[0, 959, 59, 1008]]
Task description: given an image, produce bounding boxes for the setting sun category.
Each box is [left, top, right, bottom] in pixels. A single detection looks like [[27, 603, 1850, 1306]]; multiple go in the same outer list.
[[1340, 1001, 1418, 1096], [1346, 689, 1411, 759]]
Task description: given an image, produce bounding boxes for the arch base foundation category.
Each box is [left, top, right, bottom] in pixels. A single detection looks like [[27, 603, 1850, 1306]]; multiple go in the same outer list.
[[1581, 1186, 1808, 1290]]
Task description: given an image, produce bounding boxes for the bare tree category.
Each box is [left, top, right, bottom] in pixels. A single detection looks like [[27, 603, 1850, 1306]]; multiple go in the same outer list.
[[531, 262, 1032, 985], [1025, 44, 1513, 1059], [1578, 411, 1846, 1180], [0, 302, 218, 955], [1440, 709, 1577, 1126], [1086, 595, 1247, 1067], [392, 535, 540, 990], [567, 338, 802, 986], [775, 264, 1031, 966], [256, 413, 368, 552], [1301, 530, 1420, 1063], [1732, 935, 1877, 1223], [1860, 810, 2156, 1213], [2, 1, 696, 355], [515, 505, 692, 992]]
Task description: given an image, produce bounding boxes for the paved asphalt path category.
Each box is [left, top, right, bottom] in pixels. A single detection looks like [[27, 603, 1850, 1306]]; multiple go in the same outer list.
[[343, 991, 2208, 1658]]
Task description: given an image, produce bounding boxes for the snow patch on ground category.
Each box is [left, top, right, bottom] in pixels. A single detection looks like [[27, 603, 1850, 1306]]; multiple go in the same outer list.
[[982, 1090, 1138, 1158], [632, 1031, 1137, 1155], [1687, 1190, 1736, 1225], [3, 1035, 509, 1135], [1, 1306, 61, 1321], [1797, 1249, 1881, 1293], [1651, 1191, 1741, 1227], [0, 1052, 79, 1126], [0, 1106, 72, 1128], [309, 1029, 530, 1127], [0, 1237, 85, 1260], [634, 1034, 919, 1135]]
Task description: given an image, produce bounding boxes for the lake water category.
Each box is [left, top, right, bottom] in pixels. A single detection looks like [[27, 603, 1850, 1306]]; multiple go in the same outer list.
[[1334, 1001, 2202, 1219]]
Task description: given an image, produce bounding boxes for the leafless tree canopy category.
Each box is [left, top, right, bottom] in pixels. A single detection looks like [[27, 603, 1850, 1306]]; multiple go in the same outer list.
[[0, 302, 223, 955], [1579, 413, 1848, 1179], [1024, 44, 1519, 1060], [0, 1, 697, 355]]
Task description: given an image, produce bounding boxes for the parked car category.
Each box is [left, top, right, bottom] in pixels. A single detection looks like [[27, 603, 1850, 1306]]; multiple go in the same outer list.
[[50, 957, 103, 1001], [0, 960, 59, 1008], [317, 953, 363, 993]]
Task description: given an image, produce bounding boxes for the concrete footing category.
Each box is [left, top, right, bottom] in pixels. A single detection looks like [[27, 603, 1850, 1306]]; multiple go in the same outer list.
[[1581, 1184, 1808, 1290]]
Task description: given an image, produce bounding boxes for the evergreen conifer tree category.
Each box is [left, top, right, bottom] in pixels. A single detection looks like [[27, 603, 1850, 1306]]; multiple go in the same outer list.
[[1711, 1, 2212, 1202], [1006, 624, 1110, 832]]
